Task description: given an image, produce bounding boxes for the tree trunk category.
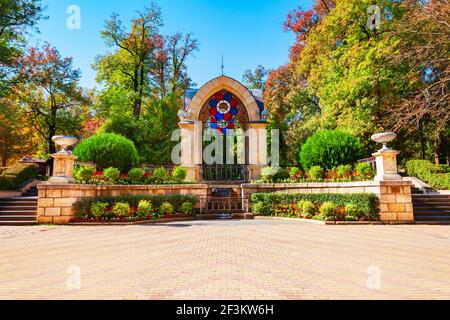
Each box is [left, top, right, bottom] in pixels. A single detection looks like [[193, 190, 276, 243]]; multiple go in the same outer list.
[[133, 67, 140, 120], [433, 137, 441, 165], [419, 120, 425, 160]]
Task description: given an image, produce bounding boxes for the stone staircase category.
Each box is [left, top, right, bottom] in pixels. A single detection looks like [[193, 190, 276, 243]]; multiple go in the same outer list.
[[0, 186, 38, 226], [413, 194, 450, 224], [198, 184, 252, 219]]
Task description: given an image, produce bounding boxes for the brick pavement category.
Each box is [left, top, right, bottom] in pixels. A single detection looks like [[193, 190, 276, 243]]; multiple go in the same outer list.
[[0, 220, 449, 299]]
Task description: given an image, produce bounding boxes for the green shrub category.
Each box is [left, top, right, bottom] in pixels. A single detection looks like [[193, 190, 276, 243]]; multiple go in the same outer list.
[[104, 167, 120, 183], [251, 201, 271, 216], [75, 165, 95, 183], [172, 166, 187, 182], [336, 164, 353, 180], [112, 202, 131, 218], [159, 202, 174, 216], [128, 168, 144, 182], [136, 200, 153, 219], [318, 202, 337, 221], [251, 193, 379, 221], [91, 202, 110, 219], [73, 132, 139, 172], [344, 203, 363, 221], [273, 168, 290, 182], [0, 175, 17, 190], [180, 201, 194, 216], [261, 166, 277, 183], [0, 163, 40, 190], [289, 167, 301, 180], [73, 194, 197, 218], [297, 200, 315, 218], [153, 167, 167, 182], [307, 166, 324, 181], [299, 130, 365, 170], [355, 162, 375, 180], [407, 160, 450, 190]]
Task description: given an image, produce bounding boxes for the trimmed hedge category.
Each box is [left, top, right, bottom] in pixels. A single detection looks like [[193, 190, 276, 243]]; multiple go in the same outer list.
[[0, 163, 40, 190], [74, 194, 197, 218], [73, 133, 139, 172], [299, 130, 365, 170], [251, 193, 379, 221], [406, 160, 450, 190]]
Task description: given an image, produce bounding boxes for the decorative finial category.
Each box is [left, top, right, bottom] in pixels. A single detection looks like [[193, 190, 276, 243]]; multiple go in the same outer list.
[[221, 54, 224, 76]]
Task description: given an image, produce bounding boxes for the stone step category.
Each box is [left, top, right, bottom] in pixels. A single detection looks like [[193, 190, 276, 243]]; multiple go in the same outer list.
[[415, 214, 450, 220], [415, 221, 450, 225], [0, 210, 37, 215], [0, 215, 37, 222], [0, 206, 37, 211], [0, 221, 37, 226]]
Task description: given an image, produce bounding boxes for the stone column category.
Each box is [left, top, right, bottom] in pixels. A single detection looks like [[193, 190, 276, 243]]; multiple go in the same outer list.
[[179, 121, 202, 182], [372, 149, 402, 181], [48, 153, 77, 184], [248, 122, 269, 180]]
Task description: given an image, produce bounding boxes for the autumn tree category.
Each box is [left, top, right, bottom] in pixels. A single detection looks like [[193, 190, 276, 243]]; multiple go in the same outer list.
[[13, 44, 88, 154], [0, 0, 45, 96], [387, 0, 450, 164], [94, 3, 198, 119], [242, 65, 270, 90]]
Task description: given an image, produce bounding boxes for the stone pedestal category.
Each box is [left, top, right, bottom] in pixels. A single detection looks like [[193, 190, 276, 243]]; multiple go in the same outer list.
[[179, 121, 202, 182], [48, 153, 77, 184], [372, 149, 402, 181], [248, 122, 269, 180]]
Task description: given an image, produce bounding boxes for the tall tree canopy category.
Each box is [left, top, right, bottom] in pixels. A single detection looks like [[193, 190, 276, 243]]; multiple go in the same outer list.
[[13, 44, 89, 154], [94, 3, 198, 120], [266, 0, 449, 166]]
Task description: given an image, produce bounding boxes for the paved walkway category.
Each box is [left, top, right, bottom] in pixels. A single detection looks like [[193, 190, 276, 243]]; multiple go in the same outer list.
[[0, 220, 449, 299]]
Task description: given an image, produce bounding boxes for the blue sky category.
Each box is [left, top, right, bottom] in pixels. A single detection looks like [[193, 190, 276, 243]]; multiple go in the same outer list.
[[33, 0, 312, 89]]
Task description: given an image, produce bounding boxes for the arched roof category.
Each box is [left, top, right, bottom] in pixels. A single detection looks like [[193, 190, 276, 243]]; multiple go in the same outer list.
[[184, 76, 265, 122]]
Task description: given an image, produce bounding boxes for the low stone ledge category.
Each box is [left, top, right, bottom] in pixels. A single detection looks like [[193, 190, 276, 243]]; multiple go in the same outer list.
[[37, 183, 209, 225]]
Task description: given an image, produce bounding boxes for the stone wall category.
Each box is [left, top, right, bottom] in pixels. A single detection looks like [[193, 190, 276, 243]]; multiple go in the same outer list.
[[241, 180, 413, 223], [37, 183, 208, 224]]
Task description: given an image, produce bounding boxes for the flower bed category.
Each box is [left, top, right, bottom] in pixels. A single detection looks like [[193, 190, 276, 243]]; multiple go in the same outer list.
[[73, 194, 197, 223], [251, 193, 379, 222], [253, 163, 375, 184], [74, 165, 192, 185]]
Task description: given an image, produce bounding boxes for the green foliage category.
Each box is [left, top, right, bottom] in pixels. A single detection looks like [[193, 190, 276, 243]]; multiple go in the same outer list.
[[289, 167, 301, 180], [172, 166, 187, 182], [318, 202, 337, 221], [75, 165, 95, 184], [153, 167, 168, 182], [261, 166, 278, 183], [297, 200, 315, 218], [299, 130, 365, 170], [251, 201, 271, 216], [128, 168, 144, 182], [251, 192, 379, 221], [336, 164, 352, 179], [90, 202, 110, 219], [307, 166, 324, 181], [104, 167, 120, 183], [180, 202, 194, 216], [0, 163, 39, 190], [74, 194, 197, 218], [136, 200, 153, 219], [355, 162, 375, 180], [344, 203, 364, 221], [406, 160, 450, 190], [73, 133, 139, 172], [112, 202, 131, 218], [159, 202, 174, 215]]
